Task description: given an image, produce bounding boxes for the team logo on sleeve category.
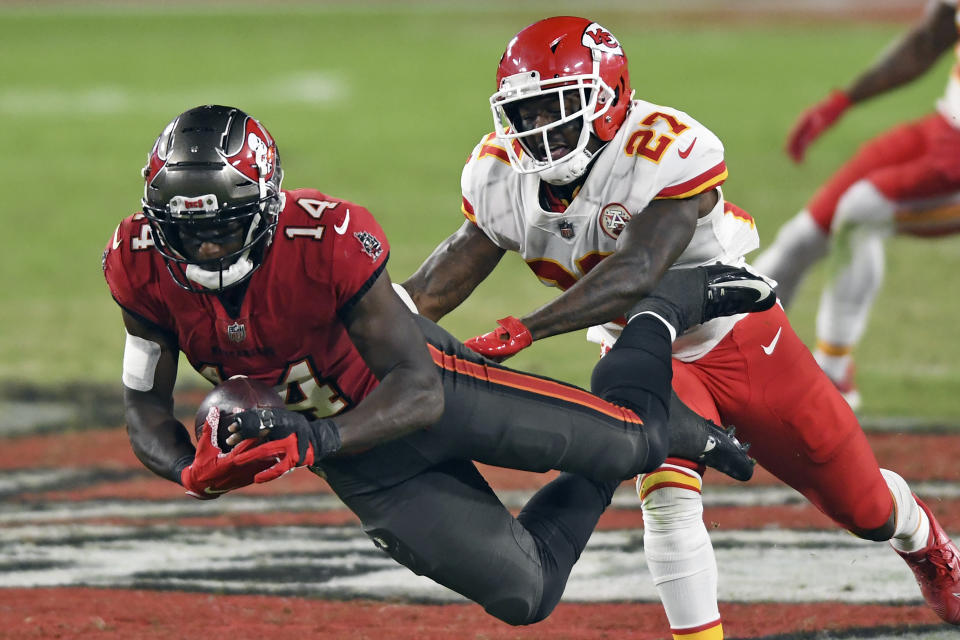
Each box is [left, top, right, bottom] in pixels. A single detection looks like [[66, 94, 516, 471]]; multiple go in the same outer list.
[[354, 231, 383, 261], [599, 203, 632, 239]]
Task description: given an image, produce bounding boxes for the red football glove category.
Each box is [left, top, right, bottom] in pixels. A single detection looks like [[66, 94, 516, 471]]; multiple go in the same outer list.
[[229, 408, 342, 484], [786, 89, 852, 163], [464, 316, 533, 361], [179, 407, 284, 500]]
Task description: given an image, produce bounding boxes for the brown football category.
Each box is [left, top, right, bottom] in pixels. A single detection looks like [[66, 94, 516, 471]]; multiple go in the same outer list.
[[194, 376, 285, 452]]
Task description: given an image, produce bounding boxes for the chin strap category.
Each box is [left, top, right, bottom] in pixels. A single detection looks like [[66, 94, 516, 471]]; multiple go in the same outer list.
[[540, 145, 595, 185], [540, 140, 607, 185], [183, 206, 268, 290], [185, 254, 254, 290]]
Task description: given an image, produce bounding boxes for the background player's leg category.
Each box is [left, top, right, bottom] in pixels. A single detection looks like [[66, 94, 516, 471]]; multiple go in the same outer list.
[[814, 179, 894, 410], [326, 459, 616, 625], [753, 209, 828, 307], [754, 117, 926, 310]]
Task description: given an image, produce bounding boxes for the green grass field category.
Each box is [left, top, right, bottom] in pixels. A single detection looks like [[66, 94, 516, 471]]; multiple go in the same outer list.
[[2, 2, 957, 420]]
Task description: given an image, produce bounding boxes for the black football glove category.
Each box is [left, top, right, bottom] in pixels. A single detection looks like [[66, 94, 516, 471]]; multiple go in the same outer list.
[[228, 408, 342, 483]]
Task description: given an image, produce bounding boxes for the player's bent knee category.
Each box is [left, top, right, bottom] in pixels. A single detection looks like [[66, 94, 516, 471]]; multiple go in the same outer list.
[[363, 525, 544, 626], [484, 596, 541, 626], [590, 345, 670, 474], [848, 511, 896, 542], [831, 180, 895, 232], [639, 419, 669, 474]]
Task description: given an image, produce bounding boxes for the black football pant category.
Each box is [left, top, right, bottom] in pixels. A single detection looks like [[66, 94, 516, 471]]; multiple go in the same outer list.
[[319, 314, 672, 625]]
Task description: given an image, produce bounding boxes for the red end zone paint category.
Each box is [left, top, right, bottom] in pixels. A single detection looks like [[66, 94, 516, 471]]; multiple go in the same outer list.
[[0, 589, 941, 639]]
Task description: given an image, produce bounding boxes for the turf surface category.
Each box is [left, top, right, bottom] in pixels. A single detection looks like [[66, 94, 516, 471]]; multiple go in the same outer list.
[[1, 4, 957, 412]]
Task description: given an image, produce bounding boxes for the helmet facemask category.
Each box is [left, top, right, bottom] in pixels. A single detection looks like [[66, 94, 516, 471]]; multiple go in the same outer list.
[[491, 64, 616, 185], [144, 189, 282, 293]]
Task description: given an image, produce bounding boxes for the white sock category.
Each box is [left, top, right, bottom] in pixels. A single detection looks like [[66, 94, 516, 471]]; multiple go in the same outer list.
[[638, 466, 720, 630], [882, 468, 930, 553], [814, 350, 852, 384], [816, 180, 893, 349]]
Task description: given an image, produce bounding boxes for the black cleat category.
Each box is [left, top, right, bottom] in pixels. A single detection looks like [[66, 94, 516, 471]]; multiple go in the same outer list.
[[701, 264, 776, 324], [699, 422, 755, 482], [629, 264, 776, 334]]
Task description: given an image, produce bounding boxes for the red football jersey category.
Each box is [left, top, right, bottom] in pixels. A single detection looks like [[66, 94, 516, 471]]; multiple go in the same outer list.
[[103, 188, 390, 418]]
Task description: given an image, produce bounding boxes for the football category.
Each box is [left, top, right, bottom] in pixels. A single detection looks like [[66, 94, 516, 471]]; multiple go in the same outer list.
[[194, 375, 285, 452]]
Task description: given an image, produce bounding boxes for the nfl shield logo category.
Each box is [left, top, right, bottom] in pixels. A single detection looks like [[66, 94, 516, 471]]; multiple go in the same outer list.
[[226, 321, 246, 343]]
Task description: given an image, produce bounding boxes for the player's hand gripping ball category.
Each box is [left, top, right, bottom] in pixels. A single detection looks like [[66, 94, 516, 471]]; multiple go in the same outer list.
[[194, 376, 285, 452]]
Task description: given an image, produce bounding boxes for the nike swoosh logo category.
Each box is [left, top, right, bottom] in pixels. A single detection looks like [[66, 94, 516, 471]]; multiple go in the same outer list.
[[762, 327, 782, 356], [709, 279, 774, 304], [334, 209, 350, 235], [203, 486, 230, 495], [678, 137, 698, 159]]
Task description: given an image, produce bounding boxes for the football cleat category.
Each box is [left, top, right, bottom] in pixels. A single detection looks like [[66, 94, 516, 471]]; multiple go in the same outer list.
[[896, 496, 960, 625], [700, 264, 777, 323], [631, 264, 776, 334], [699, 423, 754, 482], [832, 362, 862, 412]]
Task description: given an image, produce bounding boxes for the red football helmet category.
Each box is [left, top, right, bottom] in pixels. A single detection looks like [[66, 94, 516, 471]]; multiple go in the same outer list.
[[490, 16, 633, 184]]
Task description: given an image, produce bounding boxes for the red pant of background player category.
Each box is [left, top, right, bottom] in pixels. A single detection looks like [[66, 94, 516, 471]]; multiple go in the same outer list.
[[754, 112, 960, 409]]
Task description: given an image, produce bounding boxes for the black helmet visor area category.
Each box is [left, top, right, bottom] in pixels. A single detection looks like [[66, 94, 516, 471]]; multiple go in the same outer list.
[[141, 193, 280, 293], [166, 205, 256, 264]]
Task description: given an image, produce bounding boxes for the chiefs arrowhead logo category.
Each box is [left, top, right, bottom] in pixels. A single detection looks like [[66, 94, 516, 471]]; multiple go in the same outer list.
[[582, 23, 623, 56]]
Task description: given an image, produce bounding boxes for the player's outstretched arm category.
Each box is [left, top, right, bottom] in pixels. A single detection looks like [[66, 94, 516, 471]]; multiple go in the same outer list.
[[787, 0, 956, 162], [463, 193, 703, 360], [521, 194, 701, 341], [401, 221, 505, 321], [844, 0, 956, 104], [333, 270, 445, 452], [223, 272, 444, 479]]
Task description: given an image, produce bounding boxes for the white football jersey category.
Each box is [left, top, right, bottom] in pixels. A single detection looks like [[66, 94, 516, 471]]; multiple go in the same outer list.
[[937, 0, 960, 125], [461, 99, 760, 361]]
